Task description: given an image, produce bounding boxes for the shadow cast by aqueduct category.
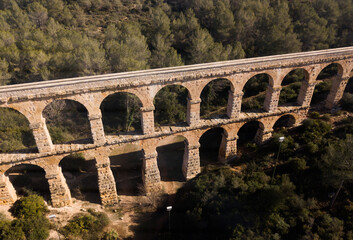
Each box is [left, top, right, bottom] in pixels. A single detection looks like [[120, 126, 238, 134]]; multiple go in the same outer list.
[[0, 47, 352, 207]]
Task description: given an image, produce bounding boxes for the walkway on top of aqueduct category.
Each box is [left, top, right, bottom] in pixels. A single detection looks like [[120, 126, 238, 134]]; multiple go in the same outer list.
[[0, 46, 352, 207]]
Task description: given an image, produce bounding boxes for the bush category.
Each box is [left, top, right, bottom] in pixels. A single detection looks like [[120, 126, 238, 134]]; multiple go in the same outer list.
[[300, 119, 331, 145], [279, 82, 301, 104], [2, 195, 50, 240], [13, 216, 50, 240], [102, 229, 120, 240], [310, 111, 321, 119], [10, 194, 48, 219], [60, 209, 110, 240], [340, 93, 353, 112]]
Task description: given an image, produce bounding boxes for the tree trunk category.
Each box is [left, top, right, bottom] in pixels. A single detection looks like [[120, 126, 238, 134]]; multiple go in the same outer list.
[[330, 179, 344, 209]]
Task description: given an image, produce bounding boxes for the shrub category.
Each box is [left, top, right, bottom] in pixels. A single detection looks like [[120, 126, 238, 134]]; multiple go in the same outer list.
[[13, 216, 50, 240], [10, 194, 48, 219], [310, 111, 321, 119], [3, 195, 49, 240], [102, 229, 120, 240], [0, 219, 25, 240], [340, 93, 353, 112], [60, 209, 110, 240]]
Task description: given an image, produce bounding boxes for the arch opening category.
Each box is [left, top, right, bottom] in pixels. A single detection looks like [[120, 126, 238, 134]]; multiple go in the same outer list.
[[199, 127, 224, 166], [154, 85, 188, 127], [279, 69, 307, 106], [43, 100, 92, 144], [237, 121, 262, 151], [0, 107, 37, 153], [311, 63, 340, 107], [5, 164, 50, 201], [317, 63, 342, 80], [273, 115, 296, 131], [59, 154, 100, 204], [156, 135, 186, 182], [109, 144, 143, 196], [341, 70, 353, 111], [100, 92, 142, 135], [200, 78, 231, 119], [241, 74, 270, 112]]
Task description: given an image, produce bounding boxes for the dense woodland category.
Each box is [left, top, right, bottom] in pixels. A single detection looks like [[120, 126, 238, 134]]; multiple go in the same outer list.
[[0, 0, 352, 85], [170, 114, 353, 240]]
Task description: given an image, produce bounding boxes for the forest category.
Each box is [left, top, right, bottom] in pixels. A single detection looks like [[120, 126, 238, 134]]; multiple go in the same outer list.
[[0, 0, 352, 85]]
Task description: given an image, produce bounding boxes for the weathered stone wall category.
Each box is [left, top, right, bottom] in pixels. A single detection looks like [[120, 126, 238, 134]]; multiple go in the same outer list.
[[0, 47, 352, 207]]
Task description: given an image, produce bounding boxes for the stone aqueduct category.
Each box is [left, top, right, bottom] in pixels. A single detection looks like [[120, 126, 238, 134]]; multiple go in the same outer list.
[[0, 47, 352, 207]]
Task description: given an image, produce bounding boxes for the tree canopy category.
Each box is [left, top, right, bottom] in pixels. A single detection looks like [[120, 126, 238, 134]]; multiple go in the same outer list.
[[0, 0, 351, 85]]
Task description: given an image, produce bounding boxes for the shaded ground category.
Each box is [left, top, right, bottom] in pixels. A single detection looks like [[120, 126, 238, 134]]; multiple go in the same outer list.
[[110, 151, 143, 196], [157, 142, 185, 182]]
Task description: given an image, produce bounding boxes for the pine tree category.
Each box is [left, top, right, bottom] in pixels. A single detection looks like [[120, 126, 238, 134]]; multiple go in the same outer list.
[[105, 22, 151, 72], [289, 0, 333, 50], [256, 0, 302, 55]]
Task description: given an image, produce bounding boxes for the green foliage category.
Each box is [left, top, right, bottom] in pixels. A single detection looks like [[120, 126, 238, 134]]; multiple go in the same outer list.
[[299, 119, 331, 148], [154, 85, 188, 125], [10, 194, 48, 219], [101, 92, 142, 134], [0, 195, 50, 240], [278, 82, 302, 105], [200, 78, 230, 117], [243, 74, 269, 98], [105, 22, 151, 72], [13, 216, 50, 240], [173, 166, 347, 239], [320, 135, 353, 188], [341, 92, 353, 111], [0, 219, 25, 240], [101, 229, 120, 240], [0, 0, 347, 86], [0, 108, 36, 153], [60, 209, 110, 240], [43, 99, 92, 143]]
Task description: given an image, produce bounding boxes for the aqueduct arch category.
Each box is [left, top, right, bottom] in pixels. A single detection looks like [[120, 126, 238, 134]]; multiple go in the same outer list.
[[241, 73, 272, 112], [5, 164, 49, 200], [108, 144, 143, 196], [157, 135, 188, 182], [200, 78, 232, 119], [273, 114, 296, 130], [0, 107, 37, 153], [0, 47, 352, 207], [43, 99, 93, 144], [100, 92, 143, 135], [154, 85, 189, 127], [279, 68, 309, 107]]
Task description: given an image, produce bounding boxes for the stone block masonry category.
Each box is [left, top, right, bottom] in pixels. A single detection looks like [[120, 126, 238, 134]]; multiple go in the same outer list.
[[0, 47, 352, 207]]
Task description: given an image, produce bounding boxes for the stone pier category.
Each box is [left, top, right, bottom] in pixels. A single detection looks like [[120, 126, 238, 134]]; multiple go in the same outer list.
[[218, 133, 238, 163], [46, 167, 72, 207], [187, 98, 201, 126], [89, 114, 106, 145], [0, 174, 17, 204], [141, 106, 155, 134], [227, 90, 243, 118], [264, 86, 282, 112], [182, 142, 201, 180], [142, 149, 161, 193]]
